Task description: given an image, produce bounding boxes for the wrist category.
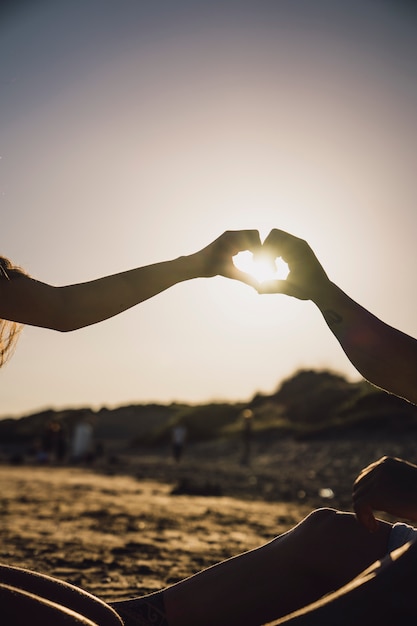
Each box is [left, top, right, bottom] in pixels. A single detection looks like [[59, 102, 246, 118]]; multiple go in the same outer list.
[[310, 280, 339, 309], [171, 253, 206, 281]]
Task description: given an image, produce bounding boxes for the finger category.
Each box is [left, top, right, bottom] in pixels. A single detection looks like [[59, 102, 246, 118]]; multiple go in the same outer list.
[[201, 230, 262, 278], [226, 265, 260, 289], [352, 472, 379, 504], [258, 279, 306, 300], [353, 500, 379, 533], [226, 230, 263, 256], [353, 459, 388, 492], [354, 459, 383, 484], [262, 228, 290, 247], [257, 279, 291, 295], [353, 473, 377, 493], [241, 229, 263, 250], [262, 229, 305, 263]]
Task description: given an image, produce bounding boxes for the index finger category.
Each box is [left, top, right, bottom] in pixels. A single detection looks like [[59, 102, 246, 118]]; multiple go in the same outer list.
[[353, 458, 384, 486], [262, 229, 306, 264], [229, 229, 263, 254]]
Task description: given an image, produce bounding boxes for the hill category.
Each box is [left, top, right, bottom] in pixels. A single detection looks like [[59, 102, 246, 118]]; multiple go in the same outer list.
[[1, 368, 417, 464]]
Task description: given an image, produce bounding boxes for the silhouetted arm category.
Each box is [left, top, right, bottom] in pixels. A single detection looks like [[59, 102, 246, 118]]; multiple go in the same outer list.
[[261, 229, 417, 405], [0, 230, 262, 332], [313, 281, 417, 405]]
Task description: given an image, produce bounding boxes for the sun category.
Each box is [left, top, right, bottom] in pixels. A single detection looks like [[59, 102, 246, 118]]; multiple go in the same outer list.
[[233, 250, 289, 283]]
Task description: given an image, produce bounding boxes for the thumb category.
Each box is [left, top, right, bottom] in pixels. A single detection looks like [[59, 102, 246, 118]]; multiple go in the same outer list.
[[354, 501, 379, 533], [227, 265, 260, 289], [258, 280, 306, 299]]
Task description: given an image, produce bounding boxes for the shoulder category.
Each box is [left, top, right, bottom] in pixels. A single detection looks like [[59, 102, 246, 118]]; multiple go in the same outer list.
[[0, 257, 28, 279]]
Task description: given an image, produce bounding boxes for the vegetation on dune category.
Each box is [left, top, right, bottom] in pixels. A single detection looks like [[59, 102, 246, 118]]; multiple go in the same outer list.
[[1, 369, 417, 452]]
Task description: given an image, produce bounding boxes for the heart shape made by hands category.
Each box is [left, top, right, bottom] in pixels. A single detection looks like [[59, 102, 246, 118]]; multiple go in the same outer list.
[[233, 251, 289, 283]]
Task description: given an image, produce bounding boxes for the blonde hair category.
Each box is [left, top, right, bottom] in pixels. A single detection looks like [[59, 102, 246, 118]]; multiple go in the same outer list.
[[0, 256, 27, 367]]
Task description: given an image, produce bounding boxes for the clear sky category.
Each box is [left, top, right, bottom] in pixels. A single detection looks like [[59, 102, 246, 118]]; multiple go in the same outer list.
[[1, 0, 417, 419]]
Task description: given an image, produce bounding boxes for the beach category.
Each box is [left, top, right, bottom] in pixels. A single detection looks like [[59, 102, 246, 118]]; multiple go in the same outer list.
[[1, 433, 415, 604], [0, 465, 309, 604]]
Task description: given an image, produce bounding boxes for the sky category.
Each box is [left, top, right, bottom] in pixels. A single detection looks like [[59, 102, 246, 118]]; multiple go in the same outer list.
[[1, 0, 417, 419]]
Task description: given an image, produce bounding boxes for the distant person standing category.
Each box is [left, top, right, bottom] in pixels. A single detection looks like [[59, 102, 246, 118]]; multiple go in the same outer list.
[[71, 419, 94, 462], [240, 408, 254, 466], [42, 420, 68, 464], [171, 424, 187, 463]]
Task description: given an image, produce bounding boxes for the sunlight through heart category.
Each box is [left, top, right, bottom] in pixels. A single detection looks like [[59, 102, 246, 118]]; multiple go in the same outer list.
[[233, 251, 289, 283]]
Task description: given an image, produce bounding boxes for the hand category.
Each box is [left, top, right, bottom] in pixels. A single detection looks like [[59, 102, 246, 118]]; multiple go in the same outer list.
[[353, 456, 417, 532], [192, 230, 263, 288], [257, 229, 330, 301]]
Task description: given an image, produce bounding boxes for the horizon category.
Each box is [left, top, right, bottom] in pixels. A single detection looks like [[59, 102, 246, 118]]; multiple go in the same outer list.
[[0, 365, 367, 421]]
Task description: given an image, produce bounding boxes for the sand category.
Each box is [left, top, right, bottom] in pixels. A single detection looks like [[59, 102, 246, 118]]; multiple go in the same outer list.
[[1, 433, 415, 604], [0, 464, 310, 604]]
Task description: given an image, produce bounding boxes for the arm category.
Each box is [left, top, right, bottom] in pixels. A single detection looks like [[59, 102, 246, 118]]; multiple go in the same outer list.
[[0, 230, 262, 332], [314, 282, 417, 405], [261, 229, 417, 405], [353, 456, 417, 531]]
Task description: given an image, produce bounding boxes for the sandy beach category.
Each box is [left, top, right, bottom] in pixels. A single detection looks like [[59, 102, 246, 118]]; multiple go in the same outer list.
[[0, 464, 310, 604], [1, 431, 416, 605]]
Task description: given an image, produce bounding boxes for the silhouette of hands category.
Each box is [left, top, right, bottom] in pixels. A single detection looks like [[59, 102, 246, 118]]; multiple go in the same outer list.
[[195, 228, 331, 298], [257, 229, 330, 301], [194, 230, 263, 288], [353, 456, 417, 533]]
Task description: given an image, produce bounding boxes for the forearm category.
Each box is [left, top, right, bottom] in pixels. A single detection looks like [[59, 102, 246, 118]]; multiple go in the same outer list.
[[58, 254, 204, 330], [313, 282, 417, 404], [1, 254, 205, 331], [1, 229, 262, 332]]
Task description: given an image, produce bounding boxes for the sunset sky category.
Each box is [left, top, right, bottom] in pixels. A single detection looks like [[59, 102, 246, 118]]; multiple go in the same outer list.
[[1, 0, 417, 418]]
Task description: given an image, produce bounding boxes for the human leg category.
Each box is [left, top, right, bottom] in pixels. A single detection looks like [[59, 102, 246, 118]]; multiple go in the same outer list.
[[267, 538, 417, 625], [111, 507, 391, 626], [1, 583, 98, 626], [0, 563, 122, 626], [112, 591, 168, 626]]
